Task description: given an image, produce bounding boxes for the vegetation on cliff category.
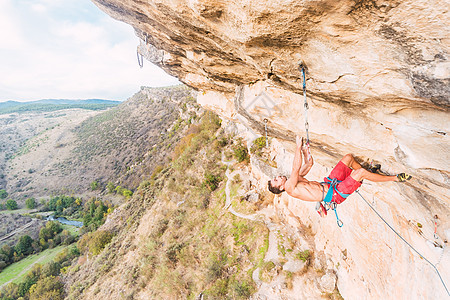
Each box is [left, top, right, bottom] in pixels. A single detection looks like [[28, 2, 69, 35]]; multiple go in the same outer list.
[[63, 111, 269, 299]]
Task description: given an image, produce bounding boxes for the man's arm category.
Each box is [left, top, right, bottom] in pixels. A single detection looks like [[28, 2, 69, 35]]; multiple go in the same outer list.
[[299, 143, 313, 176], [289, 136, 304, 184]]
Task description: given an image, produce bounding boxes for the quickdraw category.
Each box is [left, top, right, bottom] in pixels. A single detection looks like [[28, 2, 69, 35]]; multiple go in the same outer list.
[[299, 64, 310, 145], [137, 50, 144, 68], [136, 33, 148, 68], [434, 215, 439, 240], [263, 118, 268, 147]]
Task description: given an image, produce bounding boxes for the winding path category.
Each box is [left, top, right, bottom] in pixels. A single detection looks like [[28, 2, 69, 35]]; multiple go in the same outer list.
[[221, 153, 278, 287]]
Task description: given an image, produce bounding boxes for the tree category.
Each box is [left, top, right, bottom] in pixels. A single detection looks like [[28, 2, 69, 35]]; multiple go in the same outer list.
[[0, 282, 19, 300], [94, 204, 106, 224], [45, 221, 62, 236], [26, 197, 36, 209], [5, 199, 18, 210], [0, 260, 6, 272], [29, 276, 64, 300], [42, 261, 61, 278], [39, 221, 62, 248], [0, 189, 7, 199], [15, 235, 33, 256], [1, 245, 13, 263]]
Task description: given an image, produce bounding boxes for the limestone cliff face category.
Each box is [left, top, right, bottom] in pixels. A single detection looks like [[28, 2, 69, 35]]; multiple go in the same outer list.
[[92, 0, 449, 298]]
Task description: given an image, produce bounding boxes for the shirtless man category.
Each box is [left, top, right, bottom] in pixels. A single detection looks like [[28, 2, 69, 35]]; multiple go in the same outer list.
[[268, 136, 411, 215]]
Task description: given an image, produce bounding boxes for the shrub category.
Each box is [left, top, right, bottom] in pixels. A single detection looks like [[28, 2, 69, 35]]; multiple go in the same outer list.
[[260, 261, 276, 282], [172, 133, 196, 160], [200, 110, 221, 133], [166, 243, 184, 264], [206, 253, 226, 282], [231, 279, 254, 299], [78, 230, 114, 255], [285, 271, 294, 289], [0, 189, 7, 199], [233, 142, 249, 163], [206, 278, 228, 298], [296, 249, 311, 262], [204, 173, 221, 191], [150, 165, 164, 180], [26, 197, 36, 209], [217, 137, 228, 147], [114, 185, 124, 195], [250, 136, 267, 155], [106, 182, 115, 193], [122, 189, 133, 198], [5, 199, 18, 210], [90, 180, 99, 191], [153, 218, 169, 238]]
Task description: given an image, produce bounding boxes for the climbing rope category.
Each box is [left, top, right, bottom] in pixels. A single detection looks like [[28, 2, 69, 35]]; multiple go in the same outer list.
[[355, 190, 449, 296], [299, 64, 310, 144]]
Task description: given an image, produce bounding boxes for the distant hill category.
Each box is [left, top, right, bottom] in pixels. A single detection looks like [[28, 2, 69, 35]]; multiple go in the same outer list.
[[2, 85, 201, 198], [0, 99, 121, 114]]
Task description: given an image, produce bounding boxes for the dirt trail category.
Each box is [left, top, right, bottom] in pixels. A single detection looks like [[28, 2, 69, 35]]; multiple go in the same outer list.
[[0, 219, 36, 242], [221, 153, 278, 287]]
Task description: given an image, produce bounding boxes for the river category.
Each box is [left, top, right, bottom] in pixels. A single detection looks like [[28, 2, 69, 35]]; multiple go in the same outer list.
[[46, 215, 83, 228]]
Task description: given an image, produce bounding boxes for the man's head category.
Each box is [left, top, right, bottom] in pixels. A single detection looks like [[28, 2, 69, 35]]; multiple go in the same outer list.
[[268, 176, 287, 194]]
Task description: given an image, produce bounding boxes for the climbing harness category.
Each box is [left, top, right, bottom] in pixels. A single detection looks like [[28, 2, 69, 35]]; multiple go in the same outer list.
[[320, 177, 351, 227], [263, 118, 269, 147], [355, 190, 449, 296], [299, 64, 310, 145]]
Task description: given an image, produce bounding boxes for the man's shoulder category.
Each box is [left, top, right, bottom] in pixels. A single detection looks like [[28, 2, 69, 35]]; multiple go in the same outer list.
[[285, 177, 305, 191], [284, 178, 295, 193]]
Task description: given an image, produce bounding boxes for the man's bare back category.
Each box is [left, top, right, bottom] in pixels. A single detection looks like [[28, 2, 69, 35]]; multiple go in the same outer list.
[[285, 178, 328, 202]]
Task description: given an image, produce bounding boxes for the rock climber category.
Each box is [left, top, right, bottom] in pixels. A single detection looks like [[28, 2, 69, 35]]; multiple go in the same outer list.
[[267, 136, 411, 216]]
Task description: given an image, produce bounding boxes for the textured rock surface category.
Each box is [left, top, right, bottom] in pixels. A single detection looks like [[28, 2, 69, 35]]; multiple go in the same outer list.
[[93, 0, 449, 298], [320, 273, 337, 294]]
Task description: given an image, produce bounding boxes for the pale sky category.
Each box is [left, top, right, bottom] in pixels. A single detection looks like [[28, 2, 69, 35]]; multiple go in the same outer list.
[[0, 0, 180, 102]]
